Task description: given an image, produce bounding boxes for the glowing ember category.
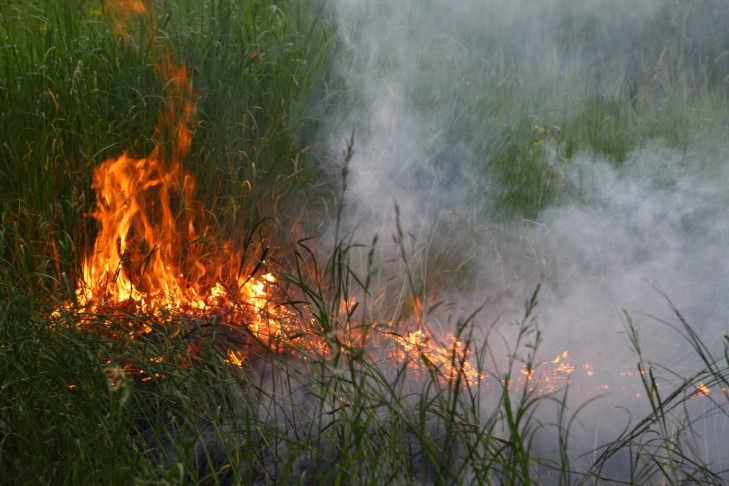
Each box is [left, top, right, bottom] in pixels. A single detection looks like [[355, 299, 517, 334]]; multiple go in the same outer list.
[[392, 330, 481, 385], [583, 363, 594, 376], [691, 382, 711, 398]]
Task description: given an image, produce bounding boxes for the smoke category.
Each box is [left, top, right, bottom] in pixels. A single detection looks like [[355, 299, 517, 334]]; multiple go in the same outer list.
[[535, 145, 729, 351], [319, 0, 729, 473], [515, 143, 729, 473]]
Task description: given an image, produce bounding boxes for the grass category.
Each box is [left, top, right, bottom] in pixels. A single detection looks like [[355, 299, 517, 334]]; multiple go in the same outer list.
[[2, 0, 729, 484]]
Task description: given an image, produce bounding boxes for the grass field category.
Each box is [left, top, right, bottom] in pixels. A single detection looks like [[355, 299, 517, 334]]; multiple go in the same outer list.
[[2, 0, 729, 484]]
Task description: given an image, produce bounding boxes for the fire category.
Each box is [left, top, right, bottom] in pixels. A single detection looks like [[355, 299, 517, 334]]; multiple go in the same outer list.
[[61, 1, 714, 401], [72, 124, 481, 382], [392, 330, 481, 385], [73, 3, 724, 400], [81, 152, 191, 311], [77, 1, 205, 319], [67, 1, 301, 357], [59, 0, 483, 388], [515, 351, 608, 396]]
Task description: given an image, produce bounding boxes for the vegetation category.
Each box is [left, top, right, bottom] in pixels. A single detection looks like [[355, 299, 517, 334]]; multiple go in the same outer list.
[[2, 0, 729, 484]]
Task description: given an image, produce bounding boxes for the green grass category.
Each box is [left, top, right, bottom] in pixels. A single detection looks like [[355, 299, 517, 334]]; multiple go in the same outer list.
[[2, 0, 729, 484]]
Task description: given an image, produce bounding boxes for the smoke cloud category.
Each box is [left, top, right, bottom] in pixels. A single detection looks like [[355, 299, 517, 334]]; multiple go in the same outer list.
[[319, 0, 729, 471]]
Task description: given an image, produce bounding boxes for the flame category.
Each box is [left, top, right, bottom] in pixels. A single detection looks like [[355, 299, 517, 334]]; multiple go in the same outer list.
[[78, 0, 205, 318], [512, 351, 604, 396], [59, 1, 484, 388], [69, 1, 299, 358], [392, 330, 481, 385]]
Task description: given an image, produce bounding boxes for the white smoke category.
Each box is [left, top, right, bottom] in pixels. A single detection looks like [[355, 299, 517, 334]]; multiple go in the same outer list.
[[319, 0, 729, 476], [323, 0, 729, 364]]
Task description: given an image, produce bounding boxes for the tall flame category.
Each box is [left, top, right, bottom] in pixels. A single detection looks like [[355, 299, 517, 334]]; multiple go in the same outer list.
[[79, 24, 203, 314], [73, 1, 284, 340]]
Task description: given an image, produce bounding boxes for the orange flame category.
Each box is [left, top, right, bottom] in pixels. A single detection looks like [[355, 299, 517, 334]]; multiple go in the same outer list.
[[56, 0, 489, 389], [392, 330, 482, 385], [72, 0, 290, 348]]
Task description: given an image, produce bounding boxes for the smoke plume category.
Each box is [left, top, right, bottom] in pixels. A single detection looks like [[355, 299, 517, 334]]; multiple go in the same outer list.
[[319, 0, 729, 470]]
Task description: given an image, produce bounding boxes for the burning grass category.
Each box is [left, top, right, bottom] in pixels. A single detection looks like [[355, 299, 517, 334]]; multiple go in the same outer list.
[[3, 0, 729, 484]]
